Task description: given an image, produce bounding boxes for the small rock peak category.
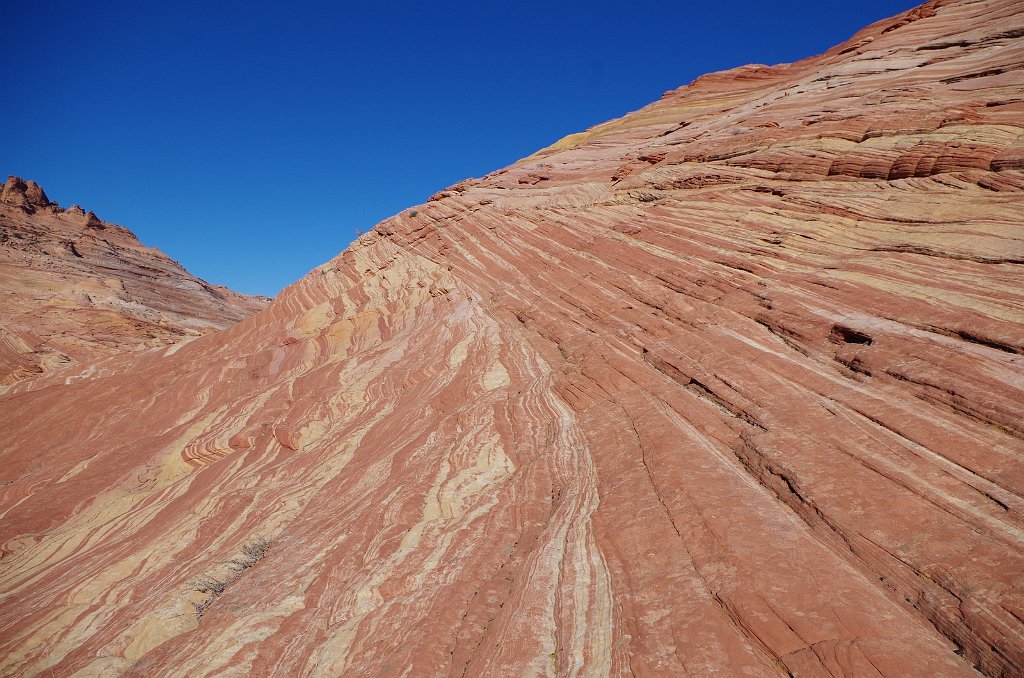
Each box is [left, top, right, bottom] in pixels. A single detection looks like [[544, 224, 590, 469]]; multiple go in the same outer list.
[[688, 63, 771, 87], [2, 176, 28, 202], [2, 176, 52, 210], [112, 224, 140, 242], [881, 0, 941, 35], [83, 211, 106, 229], [24, 181, 50, 207]]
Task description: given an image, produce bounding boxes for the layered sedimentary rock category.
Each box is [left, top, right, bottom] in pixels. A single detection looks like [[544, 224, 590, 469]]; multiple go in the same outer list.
[[2, 0, 1024, 675], [0, 177, 269, 385]]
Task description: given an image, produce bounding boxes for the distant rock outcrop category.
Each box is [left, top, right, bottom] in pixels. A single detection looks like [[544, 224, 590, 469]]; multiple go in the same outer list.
[[0, 177, 269, 384], [1, 1, 1023, 676], [0, 176, 51, 211]]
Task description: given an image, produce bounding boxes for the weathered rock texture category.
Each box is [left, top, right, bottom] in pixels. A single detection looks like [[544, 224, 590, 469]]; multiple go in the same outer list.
[[0, 176, 269, 385], [2, 1, 1023, 675]]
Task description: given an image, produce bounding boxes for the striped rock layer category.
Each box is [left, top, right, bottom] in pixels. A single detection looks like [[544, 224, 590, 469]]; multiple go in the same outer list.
[[0, 177, 269, 386], [2, 1, 1024, 676]]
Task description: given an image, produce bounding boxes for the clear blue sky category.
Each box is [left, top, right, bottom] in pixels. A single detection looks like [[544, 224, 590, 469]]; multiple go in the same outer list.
[[3, 1, 917, 297]]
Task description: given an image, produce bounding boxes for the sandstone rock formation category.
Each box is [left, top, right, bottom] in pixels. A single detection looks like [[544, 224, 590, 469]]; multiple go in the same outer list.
[[0, 177, 269, 385], [1, 0, 1023, 675]]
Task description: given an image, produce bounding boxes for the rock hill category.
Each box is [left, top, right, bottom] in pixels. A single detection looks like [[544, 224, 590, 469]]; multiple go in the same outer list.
[[0, 177, 269, 385], [1, 1, 1022, 675]]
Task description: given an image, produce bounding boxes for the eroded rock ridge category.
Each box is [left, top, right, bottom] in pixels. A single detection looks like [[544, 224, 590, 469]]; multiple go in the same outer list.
[[0, 176, 269, 385]]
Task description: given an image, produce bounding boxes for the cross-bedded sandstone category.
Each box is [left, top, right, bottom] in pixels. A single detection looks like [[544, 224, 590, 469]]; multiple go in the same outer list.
[[1, 1, 1022, 675]]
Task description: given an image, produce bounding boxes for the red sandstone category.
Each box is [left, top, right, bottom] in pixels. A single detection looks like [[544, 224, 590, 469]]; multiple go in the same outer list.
[[0, 177, 268, 384], [1, 1, 1022, 675]]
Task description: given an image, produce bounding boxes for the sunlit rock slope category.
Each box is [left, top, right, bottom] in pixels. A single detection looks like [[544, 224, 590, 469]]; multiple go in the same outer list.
[[0, 176, 269, 385], [1, 0, 1023, 675]]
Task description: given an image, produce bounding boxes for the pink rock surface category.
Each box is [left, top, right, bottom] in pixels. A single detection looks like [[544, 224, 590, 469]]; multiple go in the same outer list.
[[0, 177, 269, 385], [1, 1, 1023, 675]]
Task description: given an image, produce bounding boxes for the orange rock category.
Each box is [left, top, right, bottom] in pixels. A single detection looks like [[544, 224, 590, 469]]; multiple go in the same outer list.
[[0, 177, 269, 384], [1, 1, 1023, 676]]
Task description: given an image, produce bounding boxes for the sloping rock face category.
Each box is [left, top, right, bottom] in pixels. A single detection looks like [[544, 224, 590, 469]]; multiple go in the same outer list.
[[0, 177, 269, 385], [2, 1, 1023, 676]]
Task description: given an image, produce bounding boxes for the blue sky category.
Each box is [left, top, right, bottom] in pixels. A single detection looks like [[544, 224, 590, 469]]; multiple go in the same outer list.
[[3, 1, 917, 296]]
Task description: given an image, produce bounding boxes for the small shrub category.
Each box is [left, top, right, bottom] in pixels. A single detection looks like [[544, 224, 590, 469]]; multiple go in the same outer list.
[[195, 575, 228, 595], [191, 536, 272, 620], [234, 536, 271, 570]]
